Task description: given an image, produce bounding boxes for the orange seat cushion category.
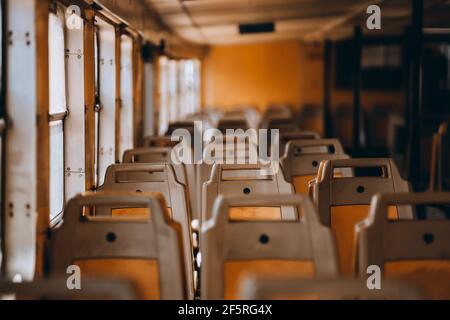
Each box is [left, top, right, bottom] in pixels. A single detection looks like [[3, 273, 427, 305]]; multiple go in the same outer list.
[[112, 208, 151, 219], [224, 260, 315, 299], [331, 205, 398, 275], [110, 207, 172, 220], [293, 175, 316, 195], [74, 259, 160, 300], [229, 207, 282, 221], [385, 260, 450, 300]]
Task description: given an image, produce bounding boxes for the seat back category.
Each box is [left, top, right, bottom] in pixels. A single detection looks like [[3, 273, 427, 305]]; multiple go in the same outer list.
[[310, 158, 413, 275], [429, 121, 450, 192], [333, 104, 354, 148], [0, 278, 139, 300], [123, 146, 188, 184], [196, 139, 259, 223], [359, 192, 450, 299], [299, 104, 323, 135], [281, 139, 349, 194], [201, 194, 339, 300], [278, 131, 321, 156], [202, 163, 295, 224], [165, 120, 196, 136], [217, 119, 249, 133], [238, 277, 423, 300], [50, 193, 186, 300], [263, 105, 293, 120], [97, 164, 194, 298], [143, 136, 180, 148], [123, 147, 171, 164], [260, 117, 299, 133], [123, 147, 197, 220]]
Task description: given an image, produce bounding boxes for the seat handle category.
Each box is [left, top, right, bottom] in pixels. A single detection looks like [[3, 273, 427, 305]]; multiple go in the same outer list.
[[368, 192, 450, 225], [205, 194, 319, 228], [123, 148, 171, 162]]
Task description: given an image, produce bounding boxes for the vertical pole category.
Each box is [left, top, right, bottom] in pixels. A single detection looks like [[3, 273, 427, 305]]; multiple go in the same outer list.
[[132, 36, 144, 147], [115, 26, 121, 163], [402, 27, 411, 140], [35, 0, 50, 278], [352, 26, 363, 151], [84, 6, 96, 192], [406, 0, 423, 190], [323, 39, 332, 138]]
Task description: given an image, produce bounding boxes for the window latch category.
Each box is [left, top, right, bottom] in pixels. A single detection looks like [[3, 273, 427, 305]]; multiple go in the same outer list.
[[48, 109, 69, 122], [94, 103, 103, 112]]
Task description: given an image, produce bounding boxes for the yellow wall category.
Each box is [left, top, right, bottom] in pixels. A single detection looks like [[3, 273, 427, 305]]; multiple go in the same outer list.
[[202, 40, 404, 115], [202, 41, 324, 112]]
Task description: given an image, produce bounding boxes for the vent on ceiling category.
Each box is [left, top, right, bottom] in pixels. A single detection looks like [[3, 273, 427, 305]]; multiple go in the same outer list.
[[239, 22, 275, 35]]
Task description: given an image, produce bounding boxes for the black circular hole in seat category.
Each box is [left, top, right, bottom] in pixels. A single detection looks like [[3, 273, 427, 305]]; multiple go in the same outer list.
[[243, 187, 251, 195], [106, 232, 117, 243], [259, 234, 270, 245], [312, 161, 319, 167], [423, 233, 434, 245], [357, 186, 365, 193]]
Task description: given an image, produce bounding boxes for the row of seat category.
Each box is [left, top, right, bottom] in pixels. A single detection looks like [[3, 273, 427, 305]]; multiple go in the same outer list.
[[6, 107, 448, 300]]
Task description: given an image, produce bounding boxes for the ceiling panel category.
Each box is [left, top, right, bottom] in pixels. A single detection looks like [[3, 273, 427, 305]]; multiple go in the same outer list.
[[143, 0, 450, 45]]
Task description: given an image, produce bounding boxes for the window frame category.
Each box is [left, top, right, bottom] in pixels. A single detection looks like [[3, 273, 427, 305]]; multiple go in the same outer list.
[[119, 32, 134, 157], [93, 13, 118, 187], [0, 0, 5, 262], [48, 3, 68, 224], [93, 23, 101, 188]]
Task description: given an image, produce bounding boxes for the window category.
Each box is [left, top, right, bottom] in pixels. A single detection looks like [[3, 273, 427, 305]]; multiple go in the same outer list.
[[158, 57, 201, 135], [159, 56, 169, 135], [143, 60, 155, 137], [64, 2, 86, 200], [193, 59, 201, 114], [178, 60, 190, 118], [168, 59, 178, 123], [335, 41, 402, 90], [48, 7, 67, 221], [179, 59, 201, 117], [95, 16, 116, 186], [0, 0, 4, 249], [94, 25, 100, 187], [119, 34, 134, 156]]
